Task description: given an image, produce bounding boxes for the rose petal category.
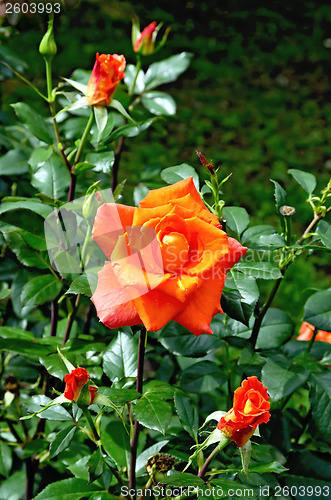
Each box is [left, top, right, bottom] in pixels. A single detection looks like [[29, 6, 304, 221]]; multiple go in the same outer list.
[[173, 268, 226, 335], [91, 261, 142, 328], [139, 177, 204, 209], [133, 289, 186, 332], [219, 237, 247, 274], [92, 203, 135, 259]]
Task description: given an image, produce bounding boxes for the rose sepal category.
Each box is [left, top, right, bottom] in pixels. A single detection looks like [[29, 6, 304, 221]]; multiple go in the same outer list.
[[183, 426, 229, 473]]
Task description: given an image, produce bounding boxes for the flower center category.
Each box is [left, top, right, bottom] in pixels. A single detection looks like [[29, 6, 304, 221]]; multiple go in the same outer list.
[[160, 232, 189, 272], [243, 391, 263, 414]]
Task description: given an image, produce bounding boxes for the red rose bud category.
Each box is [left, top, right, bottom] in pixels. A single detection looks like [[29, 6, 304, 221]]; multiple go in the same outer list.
[[196, 150, 215, 174], [134, 21, 158, 55], [64, 367, 98, 405], [217, 376, 270, 447], [86, 53, 126, 107]]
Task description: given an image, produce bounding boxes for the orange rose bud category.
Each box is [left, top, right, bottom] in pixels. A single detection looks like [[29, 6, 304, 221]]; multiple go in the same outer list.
[[134, 21, 157, 55], [297, 321, 331, 343], [64, 367, 98, 405], [85, 53, 126, 107], [217, 376, 270, 447]]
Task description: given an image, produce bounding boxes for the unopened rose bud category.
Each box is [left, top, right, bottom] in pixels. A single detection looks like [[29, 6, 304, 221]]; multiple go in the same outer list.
[[196, 150, 215, 174], [39, 20, 57, 61], [279, 205, 296, 216]]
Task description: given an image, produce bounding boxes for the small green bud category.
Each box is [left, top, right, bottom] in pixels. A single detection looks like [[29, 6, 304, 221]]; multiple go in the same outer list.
[[39, 20, 57, 61]]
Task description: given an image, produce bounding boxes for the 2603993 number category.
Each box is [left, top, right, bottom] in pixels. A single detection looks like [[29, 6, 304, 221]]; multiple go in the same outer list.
[[5, 2, 61, 14], [274, 485, 330, 497]]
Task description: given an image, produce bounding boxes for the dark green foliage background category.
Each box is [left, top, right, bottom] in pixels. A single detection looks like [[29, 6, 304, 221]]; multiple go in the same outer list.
[[1, 0, 330, 317], [0, 1, 331, 499]]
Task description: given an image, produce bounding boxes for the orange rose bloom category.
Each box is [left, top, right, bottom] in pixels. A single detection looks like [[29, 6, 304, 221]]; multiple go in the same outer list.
[[217, 376, 271, 447], [64, 367, 97, 405], [91, 177, 247, 336], [85, 53, 126, 107], [134, 21, 157, 55], [297, 321, 331, 343]]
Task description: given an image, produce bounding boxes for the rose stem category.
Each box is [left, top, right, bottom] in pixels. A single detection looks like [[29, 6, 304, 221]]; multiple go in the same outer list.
[[62, 294, 80, 346], [80, 405, 100, 442], [112, 136, 124, 191], [50, 300, 58, 337], [129, 326, 147, 498], [197, 441, 227, 478]]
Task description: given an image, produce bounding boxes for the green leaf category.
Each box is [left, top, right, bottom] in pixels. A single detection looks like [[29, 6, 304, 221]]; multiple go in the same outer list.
[[161, 164, 200, 191], [242, 224, 286, 250], [0, 150, 29, 176], [0, 326, 34, 341], [0, 441, 12, 478], [32, 478, 101, 500], [284, 475, 331, 500], [0, 470, 25, 500], [223, 207, 250, 236], [0, 208, 46, 246], [94, 106, 108, 141], [261, 355, 310, 401], [49, 426, 76, 458], [144, 52, 193, 90], [0, 197, 52, 218], [223, 272, 259, 325], [180, 361, 227, 393], [4, 232, 49, 269], [39, 352, 74, 380], [86, 448, 105, 483], [86, 151, 115, 174], [159, 322, 222, 357], [142, 91, 176, 116], [0, 334, 54, 357], [110, 99, 135, 122], [144, 380, 175, 399], [162, 470, 205, 487], [309, 372, 331, 444], [255, 308, 294, 350], [242, 225, 277, 244], [66, 275, 92, 297], [249, 461, 288, 474], [235, 261, 282, 280], [317, 220, 331, 249], [102, 421, 130, 470], [133, 183, 149, 206], [21, 275, 62, 307], [134, 393, 172, 434], [63, 77, 88, 94], [30, 156, 70, 200], [288, 168, 316, 194], [101, 387, 140, 405], [304, 288, 331, 331], [11, 102, 53, 144], [103, 331, 138, 382], [23, 395, 72, 421], [174, 390, 199, 441], [124, 64, 145, 94], [271, 179, 287, 210], [105, 117, 158, 143]]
